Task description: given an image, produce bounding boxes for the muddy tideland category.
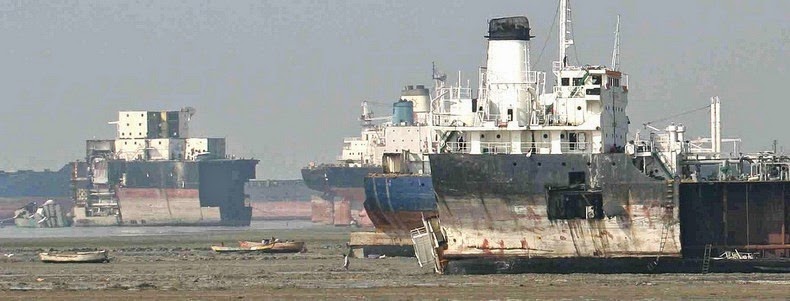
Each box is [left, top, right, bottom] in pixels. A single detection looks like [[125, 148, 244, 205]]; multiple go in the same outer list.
[[0, 223, 788, 300]]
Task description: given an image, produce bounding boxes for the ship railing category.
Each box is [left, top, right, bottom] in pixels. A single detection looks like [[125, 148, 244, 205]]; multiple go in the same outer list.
[[336, 155, 367, 162], [560, 142, 594, 154], [436, 86, 472, 101], [480, 142, 512, 154], [481, 113, 501, 122], [443, 141, 593, 155], [520, 142, 593, 154], [552, 61, 583, 73], [432, 114, 473, 127]]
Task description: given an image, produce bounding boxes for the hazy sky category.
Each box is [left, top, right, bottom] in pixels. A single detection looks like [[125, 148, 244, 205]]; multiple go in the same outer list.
[[0, 1, 787, 179]]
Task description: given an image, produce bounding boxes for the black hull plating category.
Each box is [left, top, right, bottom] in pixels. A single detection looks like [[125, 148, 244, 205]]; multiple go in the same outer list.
[[300, 165, 381, 194], [444, 257, 790, 275]]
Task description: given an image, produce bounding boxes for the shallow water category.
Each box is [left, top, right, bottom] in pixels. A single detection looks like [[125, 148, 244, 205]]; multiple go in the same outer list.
[[0, 220, 314, 239]]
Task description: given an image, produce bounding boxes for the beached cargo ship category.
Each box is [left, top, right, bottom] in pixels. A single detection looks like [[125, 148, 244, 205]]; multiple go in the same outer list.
[[413, 2, 789, 274], [71, 108, 258, 226], [301, 102, 387, 226]]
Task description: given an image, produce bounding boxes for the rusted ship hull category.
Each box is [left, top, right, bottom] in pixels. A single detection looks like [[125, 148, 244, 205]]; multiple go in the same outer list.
[[428, 153, 680, 263], [363, 174, 437, 233], [679, 182, 790, 259], [245, 180, 313, 220], [74, 159, 257, 226], [429, 153, 790, 273]]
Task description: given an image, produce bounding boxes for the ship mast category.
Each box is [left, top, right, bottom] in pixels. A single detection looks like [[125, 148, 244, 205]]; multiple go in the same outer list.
[[558, 0, 574, 69], [611, 15, 621, 71]]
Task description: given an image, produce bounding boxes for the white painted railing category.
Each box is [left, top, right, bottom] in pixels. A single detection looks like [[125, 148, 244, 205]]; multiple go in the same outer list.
[[443, 141, 594, 154]]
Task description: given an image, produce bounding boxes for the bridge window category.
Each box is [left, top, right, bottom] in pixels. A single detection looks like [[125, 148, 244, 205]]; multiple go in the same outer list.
[[561, 78, 570, 86], [573, 77, 585, 86], [591, 75, 602, 85]]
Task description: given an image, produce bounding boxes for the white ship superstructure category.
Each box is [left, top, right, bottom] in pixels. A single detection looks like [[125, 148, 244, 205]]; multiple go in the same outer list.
[[106, 107, 227, 162], [437, 12, 627, 157]]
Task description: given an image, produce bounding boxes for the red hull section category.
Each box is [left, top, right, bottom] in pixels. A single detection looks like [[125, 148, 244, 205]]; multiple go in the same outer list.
[[117, 188, 221, 225], [250, 201, 311, 220], [330, 187, 366, 206]]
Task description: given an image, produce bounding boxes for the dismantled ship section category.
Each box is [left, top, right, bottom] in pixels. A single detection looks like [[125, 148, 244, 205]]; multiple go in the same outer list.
[[427, 153, 681, 274], [409, 6, 788, 274], [680, 179, 790, 260], [72, 108, 258, 226]]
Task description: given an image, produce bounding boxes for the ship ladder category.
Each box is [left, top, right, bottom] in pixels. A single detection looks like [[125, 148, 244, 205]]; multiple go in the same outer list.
[[649, 221, 672, 271], [701, 244, 713, 274]]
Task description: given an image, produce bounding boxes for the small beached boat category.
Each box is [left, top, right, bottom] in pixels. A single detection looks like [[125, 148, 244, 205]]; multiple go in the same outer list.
[[211, 244, 273, 253], [269, 241, 305, 253], [238, 240, 305, 253], [39, 250, 108, 263]]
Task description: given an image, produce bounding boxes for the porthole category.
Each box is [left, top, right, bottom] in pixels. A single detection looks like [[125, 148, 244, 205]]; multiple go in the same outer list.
[[543, 134, 548, 139], [577, 106, 582, 110], [561, 162, 566, 166], [560, 134, 565, 139], [496, 134, 501, 139], [537, 162, 542, 167]]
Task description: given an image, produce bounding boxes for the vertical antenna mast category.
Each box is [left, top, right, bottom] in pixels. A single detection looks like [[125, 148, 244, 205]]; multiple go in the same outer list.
[[558, 0, 574, 68], [611, 15, 621, 71]]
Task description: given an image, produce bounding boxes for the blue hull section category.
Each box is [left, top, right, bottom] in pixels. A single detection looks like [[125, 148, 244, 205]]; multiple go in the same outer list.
[[363, 174, 437, 232]]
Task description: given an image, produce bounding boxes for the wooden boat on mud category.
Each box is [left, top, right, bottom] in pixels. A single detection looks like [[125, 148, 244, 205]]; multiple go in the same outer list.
[[210, 244, 273, 253], [39, 250, 108, 263], [238, 240, 305, 253]]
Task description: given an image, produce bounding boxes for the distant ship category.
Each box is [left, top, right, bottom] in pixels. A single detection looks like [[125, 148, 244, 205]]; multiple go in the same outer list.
[[300, 102, 385, 225], [414, 1, 789, 274], [245, 179, 314, 220], [71, 107, 258, 226]]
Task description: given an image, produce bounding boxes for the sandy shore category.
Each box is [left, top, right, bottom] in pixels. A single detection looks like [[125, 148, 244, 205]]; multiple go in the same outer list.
[[1, 226, 788, 300]]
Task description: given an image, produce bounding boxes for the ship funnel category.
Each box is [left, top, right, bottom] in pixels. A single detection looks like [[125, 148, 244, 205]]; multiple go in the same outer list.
[[484, 16, 534, 126], [486, 16, 532, 41], [400, 84, 430, 113]]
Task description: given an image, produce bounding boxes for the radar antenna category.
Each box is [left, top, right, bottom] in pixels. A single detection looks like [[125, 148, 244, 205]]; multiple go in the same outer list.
[[432, 62, 446, 86]]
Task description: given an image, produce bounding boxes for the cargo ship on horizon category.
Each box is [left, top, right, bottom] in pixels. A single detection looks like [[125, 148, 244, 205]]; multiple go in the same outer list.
[[413, 1, 789, 274], [300, 101, 389, 226], [71, 107, 258, 226]]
